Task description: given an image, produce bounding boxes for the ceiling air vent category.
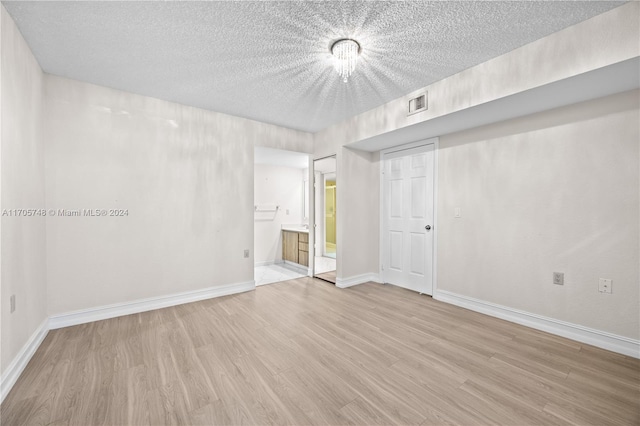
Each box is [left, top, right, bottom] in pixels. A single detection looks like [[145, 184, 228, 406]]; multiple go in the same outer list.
[[408, 92, 428, 116]]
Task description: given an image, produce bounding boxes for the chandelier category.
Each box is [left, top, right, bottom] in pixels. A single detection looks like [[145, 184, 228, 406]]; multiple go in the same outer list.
[[331, 39, 361, 83]]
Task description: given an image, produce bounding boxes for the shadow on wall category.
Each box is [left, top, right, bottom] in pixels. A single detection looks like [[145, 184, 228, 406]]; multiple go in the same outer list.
[[439, 90, 639, 150]]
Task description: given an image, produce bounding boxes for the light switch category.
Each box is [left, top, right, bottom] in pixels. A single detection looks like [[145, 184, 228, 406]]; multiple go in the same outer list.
[[454, 207, 461, 218]]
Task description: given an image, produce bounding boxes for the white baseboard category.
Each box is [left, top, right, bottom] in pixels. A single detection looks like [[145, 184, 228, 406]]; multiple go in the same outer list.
[[254, 260, 284, 267], [1, 319, 49, 403], [434, 289, 640, 359], [336, 273, 382, 289], [2, 281, 255, 402], [49, 280, 255, 330]]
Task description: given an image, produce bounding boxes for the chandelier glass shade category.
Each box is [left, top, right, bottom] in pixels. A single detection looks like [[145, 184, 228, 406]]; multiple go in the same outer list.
[[331, 39, 360, 83]]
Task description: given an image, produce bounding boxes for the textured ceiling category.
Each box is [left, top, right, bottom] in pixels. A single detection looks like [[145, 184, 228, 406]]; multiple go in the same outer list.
[[3, 1, 624, 132]]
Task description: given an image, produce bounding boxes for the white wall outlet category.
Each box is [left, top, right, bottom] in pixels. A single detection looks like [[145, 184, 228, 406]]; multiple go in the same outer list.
[[454, 207, 461, 218], [10, 294, 16, 313], [244, 249, 250, 258], [553, 272, 564, 285], [599, 278, 612, 294]]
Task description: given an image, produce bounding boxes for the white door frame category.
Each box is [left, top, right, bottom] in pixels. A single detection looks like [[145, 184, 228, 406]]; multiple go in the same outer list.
[[307, 154, 314, 277], [379, 137, 439, 295], [312, 154, 338, 277]]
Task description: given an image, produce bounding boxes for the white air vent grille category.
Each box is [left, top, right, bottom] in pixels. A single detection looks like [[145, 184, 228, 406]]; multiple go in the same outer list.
[[408, 92, 428, 116]]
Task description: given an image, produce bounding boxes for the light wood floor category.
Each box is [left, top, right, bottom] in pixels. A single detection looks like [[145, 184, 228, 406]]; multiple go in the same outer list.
[[2, 278, 639, 425]]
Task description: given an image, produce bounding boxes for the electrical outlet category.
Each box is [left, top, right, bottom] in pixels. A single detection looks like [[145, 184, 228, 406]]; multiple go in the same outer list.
[[599, 278, 612, 294], [244, 249, 250, 258], [553, 272, 564, 285], [10, 295, 15, 313]]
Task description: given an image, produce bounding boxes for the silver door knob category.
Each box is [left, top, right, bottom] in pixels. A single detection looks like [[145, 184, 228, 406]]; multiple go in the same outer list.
[[425, 225, 431, 231]]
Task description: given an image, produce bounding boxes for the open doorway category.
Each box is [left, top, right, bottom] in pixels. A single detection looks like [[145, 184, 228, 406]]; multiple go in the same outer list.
[[313, 156, 337, 284], [254, 147, 311, 286]]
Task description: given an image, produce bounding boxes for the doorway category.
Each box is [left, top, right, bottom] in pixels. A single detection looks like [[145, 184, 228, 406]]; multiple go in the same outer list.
[[313, 156, 337, 283], [254, 147, 311, 286], [324, 174, 336, 259], [381, 141, 435, 295]]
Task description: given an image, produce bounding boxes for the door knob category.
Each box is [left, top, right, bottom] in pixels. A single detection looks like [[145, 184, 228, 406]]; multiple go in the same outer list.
[[425, 225, 431, 231]]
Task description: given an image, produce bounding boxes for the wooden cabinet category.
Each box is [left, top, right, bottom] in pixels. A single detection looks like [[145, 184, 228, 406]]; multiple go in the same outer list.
[[283, 231, 299, 263], [298, 231, 309, 267], [298, 250, 309, 267], [282, 230, 309, 267]]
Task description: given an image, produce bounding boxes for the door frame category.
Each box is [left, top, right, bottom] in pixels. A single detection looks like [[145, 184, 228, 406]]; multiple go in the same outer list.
[[312, 154, 338, 277], [379, 137, 439, 295]]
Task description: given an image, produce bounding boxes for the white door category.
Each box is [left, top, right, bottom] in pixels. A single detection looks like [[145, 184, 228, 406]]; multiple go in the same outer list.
[[382, 143, 435, 294]]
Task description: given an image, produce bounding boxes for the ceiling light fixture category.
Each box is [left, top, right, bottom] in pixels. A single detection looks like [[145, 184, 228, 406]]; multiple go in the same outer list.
[[331, 39, 361, 83]]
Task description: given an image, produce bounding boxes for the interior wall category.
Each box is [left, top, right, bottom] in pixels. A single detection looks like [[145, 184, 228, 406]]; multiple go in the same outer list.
[[437, 90, 639, 339], [335, 148, 380, 280], [254, 164, 304, 266], [313, 127, 381, 281], [43, 75, 312, 316], [0, 5, 47, 375], [310, 1, 637, 340], [313, 3, 638, 285]]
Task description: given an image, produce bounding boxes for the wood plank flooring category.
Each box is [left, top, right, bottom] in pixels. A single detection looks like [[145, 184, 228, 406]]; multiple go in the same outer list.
[[2, 278, 639, 425]]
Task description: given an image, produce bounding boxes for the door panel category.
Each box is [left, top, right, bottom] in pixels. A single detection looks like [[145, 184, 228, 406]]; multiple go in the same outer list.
[[410, 232, 425, 275], [389, 231, 403, 270], [382, 143, 435, 295], [411, 176, 426, 217], [390, 179, 403, 217]]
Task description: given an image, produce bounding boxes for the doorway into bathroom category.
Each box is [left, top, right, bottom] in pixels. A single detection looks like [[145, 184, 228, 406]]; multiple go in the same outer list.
[[254, 147, 311, 286], [313, 156, 337, 283]]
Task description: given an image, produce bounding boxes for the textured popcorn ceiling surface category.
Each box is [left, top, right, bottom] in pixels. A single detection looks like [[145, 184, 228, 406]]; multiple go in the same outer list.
[[3, 1, 624, 132]]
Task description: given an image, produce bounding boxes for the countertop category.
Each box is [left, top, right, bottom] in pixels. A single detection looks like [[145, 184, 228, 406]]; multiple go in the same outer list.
[[282, 225, 309, 233]]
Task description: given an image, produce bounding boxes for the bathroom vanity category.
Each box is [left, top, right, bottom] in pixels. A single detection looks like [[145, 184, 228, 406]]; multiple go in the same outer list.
[[282, 227, 309, 267]]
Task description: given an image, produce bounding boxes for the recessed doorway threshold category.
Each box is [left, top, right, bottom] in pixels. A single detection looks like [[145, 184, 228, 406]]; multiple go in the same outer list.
[[313, 256, 336, 284], [314, 270, 337, 284]]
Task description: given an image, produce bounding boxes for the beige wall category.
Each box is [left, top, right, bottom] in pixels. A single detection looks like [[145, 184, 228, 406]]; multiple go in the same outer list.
[[437, 90, 639, 339], [0, 6, 47, 375], [43, 75, 312, 316], [335, 148, 380, 280]]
